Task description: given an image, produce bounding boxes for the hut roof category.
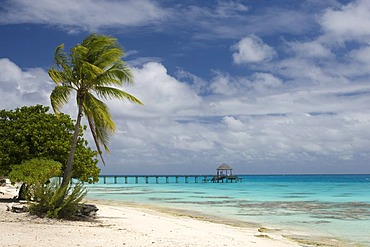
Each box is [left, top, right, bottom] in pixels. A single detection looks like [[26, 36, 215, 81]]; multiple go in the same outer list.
[[216, 163, 233, 170]]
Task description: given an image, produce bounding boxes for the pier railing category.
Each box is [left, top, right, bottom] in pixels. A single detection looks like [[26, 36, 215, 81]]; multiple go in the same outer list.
[[98, 175, 242, 184]]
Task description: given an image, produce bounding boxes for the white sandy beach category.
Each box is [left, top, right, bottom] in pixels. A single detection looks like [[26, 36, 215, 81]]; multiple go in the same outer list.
[[0, 201, 302, 247], [0, 182, 302, 247], [1, 182, 357, 247]]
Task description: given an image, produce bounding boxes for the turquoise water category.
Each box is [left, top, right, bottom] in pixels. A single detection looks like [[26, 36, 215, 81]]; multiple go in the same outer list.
[[85, 174, 370, 245]]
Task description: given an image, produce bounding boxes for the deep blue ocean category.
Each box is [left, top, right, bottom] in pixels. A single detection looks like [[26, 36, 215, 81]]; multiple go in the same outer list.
[[85, 174, 370, 246]]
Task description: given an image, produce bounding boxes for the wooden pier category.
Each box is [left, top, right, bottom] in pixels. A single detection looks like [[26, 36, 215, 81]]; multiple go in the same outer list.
[[99, 163, 242, 184], [99, 175, 242, 184], [211, 175, 242, 183]]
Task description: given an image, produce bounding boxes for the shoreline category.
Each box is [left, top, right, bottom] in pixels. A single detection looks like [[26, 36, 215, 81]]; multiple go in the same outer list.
[[87, 198, 361, 247], [0, 183, 363, 246], [0, 199, 300, 247], [0, 198, 359, 247]]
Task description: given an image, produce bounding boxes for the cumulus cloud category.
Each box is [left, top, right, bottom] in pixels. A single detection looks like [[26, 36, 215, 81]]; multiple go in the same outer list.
[[349, 45, 370, 65], [209, 72, 240, 96], [0, 58, 22, 92], [232, 35, 276, 64], [208, 71, 283, 97], [110, 62, 201, 118], [0, 58, 53, 109], [0, 0, 167, 32], [321, 0, 370, 42], [251, 73, 283, 91], [223, 116, 244, 131], [2, 1, 370, 174], [288, 40, 333, 59], [1, 57, 370, 174], [175, 69, 210, 95]]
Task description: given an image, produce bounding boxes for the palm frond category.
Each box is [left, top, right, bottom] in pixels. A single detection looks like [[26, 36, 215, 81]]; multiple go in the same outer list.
[[86, 115, 106, 165], [71, 45, 88, 71], [49, 44, 76, 88], [83, 34, 122, 63], [83, 93, 115, 154], [108, 63, 134, 84], [94, 48, 124, 68], [81, 62, 104, 82], [48, 69, 64, 85], [54, 44, 68, 67], [93, 62, 133, 88], [95, 86, 143, 104], [85, 94, 115, 132], [50, 86, 73, 116]]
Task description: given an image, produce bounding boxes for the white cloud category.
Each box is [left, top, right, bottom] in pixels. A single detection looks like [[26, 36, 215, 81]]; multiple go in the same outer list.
[[232, 35, 276, 64], [209, 72, 240, 96], [349, 45, 370, 65], [0, 58, 53, 109], [0, 0, 167, 32], [0, 0, 321, 40], [251, 73, 283, 91], [209, 71, 283, 97], [214, 1, 249, 17], [175, 69, 209, 95], [0, 58, 22, 92], [184, 1, 249, 23], [223, 116, 244, 131], [2, 58, 370, 174], [288, 40, 333, 58], [112, 62, 201, 118], [321, 0, 370, 42], [179, 2, 317, 40], [3, 0, 370, 174]]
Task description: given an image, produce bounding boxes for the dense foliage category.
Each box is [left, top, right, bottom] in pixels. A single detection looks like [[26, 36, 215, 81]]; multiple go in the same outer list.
[[9, 158, 62, 200], [0, 105, 100, 183], [9, 158, 62, 185]]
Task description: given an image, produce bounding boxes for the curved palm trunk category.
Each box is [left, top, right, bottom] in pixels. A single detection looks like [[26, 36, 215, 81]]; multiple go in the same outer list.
[[61, 102, 83, 188]]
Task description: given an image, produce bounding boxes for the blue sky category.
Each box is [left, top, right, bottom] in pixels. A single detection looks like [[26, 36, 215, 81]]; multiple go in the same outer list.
[[1, 0, 370, 175]]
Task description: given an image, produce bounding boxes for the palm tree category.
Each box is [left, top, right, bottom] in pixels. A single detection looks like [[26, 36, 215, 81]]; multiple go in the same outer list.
[[49, 34, 142, 187]]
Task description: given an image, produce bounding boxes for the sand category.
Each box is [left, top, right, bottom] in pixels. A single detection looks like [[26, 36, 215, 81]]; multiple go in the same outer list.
[[0, 201, 302, 247], [0, 182, 302, 247], [2, 181, 357, 247]]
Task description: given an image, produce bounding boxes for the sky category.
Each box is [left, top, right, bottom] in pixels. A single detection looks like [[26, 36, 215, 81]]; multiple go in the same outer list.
[[1, 0, 370, 175]]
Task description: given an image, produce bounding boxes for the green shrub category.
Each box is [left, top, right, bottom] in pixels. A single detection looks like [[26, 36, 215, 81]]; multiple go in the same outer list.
[[0, 105, 100, 183], [9, 158, 62, 200], [9, 158, 62, 185], [29, 180, 87, 219]]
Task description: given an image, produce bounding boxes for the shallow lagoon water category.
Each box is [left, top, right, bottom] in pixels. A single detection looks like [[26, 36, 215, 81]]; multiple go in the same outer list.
[[86, 174, 370, 245]]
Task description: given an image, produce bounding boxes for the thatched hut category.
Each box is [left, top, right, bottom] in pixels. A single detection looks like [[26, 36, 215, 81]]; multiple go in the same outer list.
[[216, 163, 233, 176], [210, 163, 241, 183]]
